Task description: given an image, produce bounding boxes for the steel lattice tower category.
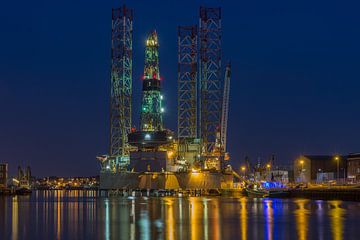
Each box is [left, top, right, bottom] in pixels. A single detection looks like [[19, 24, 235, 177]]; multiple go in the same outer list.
[[178, 26, 198, 140], [140, 31, 163, 132], [199, 7, 222, 153], [109, 5, 133, 167]]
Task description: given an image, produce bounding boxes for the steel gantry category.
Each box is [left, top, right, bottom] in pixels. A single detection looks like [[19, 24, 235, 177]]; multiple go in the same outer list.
[[199, 7, 222, 154], [177, 26, 198, 140], [109, 5, 133, 170]]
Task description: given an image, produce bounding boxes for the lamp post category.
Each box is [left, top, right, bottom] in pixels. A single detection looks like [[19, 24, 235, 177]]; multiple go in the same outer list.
[[300, 160, 304, 182], [241, 166, 246, 178], [334, 156, 340, 184], [266, 164, 271, 181]]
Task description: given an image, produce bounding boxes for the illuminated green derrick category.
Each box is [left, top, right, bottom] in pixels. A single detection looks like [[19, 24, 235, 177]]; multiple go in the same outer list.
[[140, 31, 163, 132]]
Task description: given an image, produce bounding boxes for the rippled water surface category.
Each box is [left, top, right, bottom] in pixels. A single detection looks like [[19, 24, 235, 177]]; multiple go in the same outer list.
[[1, 190, 360, 239]]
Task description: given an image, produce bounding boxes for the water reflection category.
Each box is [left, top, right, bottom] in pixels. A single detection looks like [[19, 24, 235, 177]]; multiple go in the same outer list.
[[264, 199, 273, 240], [294, 199, 310, 240], [12, 196, 18, 240], [0, 191, 358, 239], [240, 197, 247, 240], [165, 199, 174, 240], [190, 197, 199, 240], [329, 201, 345, 240]]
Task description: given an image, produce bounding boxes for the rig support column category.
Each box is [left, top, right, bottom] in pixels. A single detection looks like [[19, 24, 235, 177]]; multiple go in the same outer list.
[[199, 7, 222, 155], [177, 26, 198, 140], [109, 5, 133, 171]]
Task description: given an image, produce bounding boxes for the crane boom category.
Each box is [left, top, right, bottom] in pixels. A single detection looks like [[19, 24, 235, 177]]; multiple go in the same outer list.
[[221, 63, 231, 152]]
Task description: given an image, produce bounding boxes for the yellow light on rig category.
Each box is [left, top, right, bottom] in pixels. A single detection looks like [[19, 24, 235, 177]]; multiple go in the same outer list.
[[241, 166, 246, 171], [191, 168, 199, 174], [266, 164, 271, 169], [300, 160, 304, 165], [167, 151, 174, 158]]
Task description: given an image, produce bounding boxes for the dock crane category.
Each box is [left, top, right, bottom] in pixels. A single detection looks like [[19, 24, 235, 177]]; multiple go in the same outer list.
[[221, 62, 231, 153]]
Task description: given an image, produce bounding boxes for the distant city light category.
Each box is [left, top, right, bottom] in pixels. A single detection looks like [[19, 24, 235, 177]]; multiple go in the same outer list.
[[161, 108, 164, 113]]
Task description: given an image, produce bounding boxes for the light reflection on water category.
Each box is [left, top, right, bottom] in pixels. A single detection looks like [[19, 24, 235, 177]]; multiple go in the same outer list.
[[0, 190, 359, 239]]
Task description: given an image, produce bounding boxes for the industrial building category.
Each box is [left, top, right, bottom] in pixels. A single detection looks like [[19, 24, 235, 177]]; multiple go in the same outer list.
[[98, 5, 234, 190], [0, 163, 8, 189], [294, 155, 347, 183], [347, 153, 360, 182]]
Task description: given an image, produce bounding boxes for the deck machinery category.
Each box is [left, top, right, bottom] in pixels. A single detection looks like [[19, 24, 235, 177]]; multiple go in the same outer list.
[[98, 5, 233, 190]]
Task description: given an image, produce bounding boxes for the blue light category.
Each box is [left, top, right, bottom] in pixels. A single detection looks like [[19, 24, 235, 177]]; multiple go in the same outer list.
[[261, 181, 285, 189]]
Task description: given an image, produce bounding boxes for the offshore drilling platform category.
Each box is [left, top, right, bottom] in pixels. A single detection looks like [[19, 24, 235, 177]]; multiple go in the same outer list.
[[98, 5, 235, 190]]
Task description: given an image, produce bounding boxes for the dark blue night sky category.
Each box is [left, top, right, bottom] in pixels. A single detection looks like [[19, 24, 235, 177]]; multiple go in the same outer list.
[[1, 0, 359, 176]]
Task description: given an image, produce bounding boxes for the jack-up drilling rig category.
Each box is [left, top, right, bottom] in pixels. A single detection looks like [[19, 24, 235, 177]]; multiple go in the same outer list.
[[99, 5, 235, 190]]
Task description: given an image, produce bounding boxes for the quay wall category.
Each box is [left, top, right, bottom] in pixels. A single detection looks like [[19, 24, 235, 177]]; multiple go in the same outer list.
[[289, 188, 360, 202]]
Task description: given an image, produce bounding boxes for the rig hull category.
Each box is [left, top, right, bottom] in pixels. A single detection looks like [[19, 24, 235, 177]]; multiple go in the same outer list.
[[99, 171, 233, 190]]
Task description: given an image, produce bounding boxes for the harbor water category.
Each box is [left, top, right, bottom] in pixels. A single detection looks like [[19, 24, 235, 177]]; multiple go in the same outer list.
[[0, 190, 359, 239]]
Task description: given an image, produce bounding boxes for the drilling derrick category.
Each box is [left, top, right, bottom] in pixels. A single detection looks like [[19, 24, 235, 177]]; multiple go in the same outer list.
[[128, 30, 173, 172], [199, 7, 222, 169], [140, 31, 163, 132], [128, 31, 172, 149], [109, 5, 133, 171]]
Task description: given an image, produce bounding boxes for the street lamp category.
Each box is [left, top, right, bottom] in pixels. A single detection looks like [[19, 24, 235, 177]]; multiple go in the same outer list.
[[300, 160, 304, 182], [266, 164, 271, 181], [334, 155, 340, 184], [241, 166, 246, 178]]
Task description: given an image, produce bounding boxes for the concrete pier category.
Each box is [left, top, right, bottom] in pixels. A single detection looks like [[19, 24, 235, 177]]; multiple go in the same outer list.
[[289, 188, 360, 201]]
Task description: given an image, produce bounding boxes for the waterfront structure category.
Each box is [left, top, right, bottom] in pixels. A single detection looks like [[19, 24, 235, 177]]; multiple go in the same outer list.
[[267, 169, 289, 183], [347, 153, 360, 182], [99, 6, 234, 190], [34, 176, 98, 189], [294, 155, 347, 183], [0, 163, 8, 189], [17, 166, 32, 189]]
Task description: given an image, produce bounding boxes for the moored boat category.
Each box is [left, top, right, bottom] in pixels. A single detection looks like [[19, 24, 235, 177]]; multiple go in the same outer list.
[[245, 187, 269, 198], [268, 189, 290, 198], [15, 188, 32, 195]]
